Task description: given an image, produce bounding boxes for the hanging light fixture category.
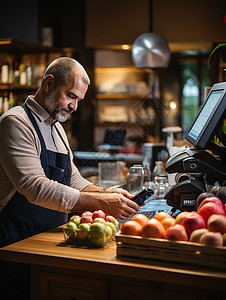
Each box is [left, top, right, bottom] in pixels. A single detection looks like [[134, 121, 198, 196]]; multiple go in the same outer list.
[[132, 32, 171, 69]]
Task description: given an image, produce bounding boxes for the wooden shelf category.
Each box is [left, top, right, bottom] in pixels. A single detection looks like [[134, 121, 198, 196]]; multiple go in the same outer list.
[[0, 38, 63, 54], [0, 84, 38, 91]]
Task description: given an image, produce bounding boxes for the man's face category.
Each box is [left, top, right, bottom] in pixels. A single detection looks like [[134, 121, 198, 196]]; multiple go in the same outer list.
[[45, 71, 88, 122]]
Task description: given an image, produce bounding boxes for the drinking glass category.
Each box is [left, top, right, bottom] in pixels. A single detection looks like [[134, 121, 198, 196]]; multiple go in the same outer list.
[[127, 164, 150, 193]]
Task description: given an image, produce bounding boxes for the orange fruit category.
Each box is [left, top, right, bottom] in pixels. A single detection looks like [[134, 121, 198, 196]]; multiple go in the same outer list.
[[161, 217, 175, 231], [141, 218, 165, 239], [175, 211, 190, 224], [120, 221, 142, 236], [131, 214, 149, 226], [154, 211, 173, 222]]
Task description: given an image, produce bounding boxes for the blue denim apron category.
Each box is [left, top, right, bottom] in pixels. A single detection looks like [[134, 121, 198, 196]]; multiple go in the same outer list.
[[0, 103, 71, 247]]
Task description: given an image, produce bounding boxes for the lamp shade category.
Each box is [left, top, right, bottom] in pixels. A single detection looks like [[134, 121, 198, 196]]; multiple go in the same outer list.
[[132, 32, 171, 69]]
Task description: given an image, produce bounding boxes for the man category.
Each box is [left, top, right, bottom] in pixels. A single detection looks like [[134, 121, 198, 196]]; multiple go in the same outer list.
[[0, 57, 140, 299], [0, 57, 139, 247]]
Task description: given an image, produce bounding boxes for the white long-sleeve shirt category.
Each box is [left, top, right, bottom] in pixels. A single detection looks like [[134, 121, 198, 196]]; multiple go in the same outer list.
[[0, 96, 91, 213]]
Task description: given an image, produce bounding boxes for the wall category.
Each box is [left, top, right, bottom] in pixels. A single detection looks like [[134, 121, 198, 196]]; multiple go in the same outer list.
[[0, 0, 39, 44], [153, 0, 226, 47], [86, 0, 226, 51], [86, 0, 149, 47]]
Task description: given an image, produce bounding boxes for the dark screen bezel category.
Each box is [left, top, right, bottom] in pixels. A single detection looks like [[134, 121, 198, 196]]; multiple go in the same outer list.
[[185, 85, 226, 149]]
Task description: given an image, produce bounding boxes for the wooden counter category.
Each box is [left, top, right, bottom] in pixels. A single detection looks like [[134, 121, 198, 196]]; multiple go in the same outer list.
[[1, 226, 226, 300]]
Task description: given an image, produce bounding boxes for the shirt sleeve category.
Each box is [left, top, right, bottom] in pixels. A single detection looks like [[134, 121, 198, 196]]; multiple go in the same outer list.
[[0, 113, 90, 213]]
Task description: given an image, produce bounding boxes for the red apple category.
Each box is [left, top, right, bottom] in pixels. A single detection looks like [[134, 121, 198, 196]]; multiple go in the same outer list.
[[164, 224, 188, 241], [175, 211, 190, 225], [207, 214, 226, 234], [105, 215, 118, 225], [198, 202, 226, 225], [196, 192, 215, 210], [92, 209, 105, 220], [189, 228, 209, 243], [81, 211, 93, 217], [198, 197, 224, 210], [200, 231, 223, 247], [182, 211, 206, 237], [80, 214, 93, 224]]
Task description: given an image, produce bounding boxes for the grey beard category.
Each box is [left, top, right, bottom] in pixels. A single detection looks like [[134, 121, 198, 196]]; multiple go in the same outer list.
[[44, 90, 73, 122]]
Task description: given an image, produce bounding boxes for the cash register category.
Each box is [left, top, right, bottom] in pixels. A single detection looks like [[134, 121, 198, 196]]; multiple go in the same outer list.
[[165, 82, 226, 211]]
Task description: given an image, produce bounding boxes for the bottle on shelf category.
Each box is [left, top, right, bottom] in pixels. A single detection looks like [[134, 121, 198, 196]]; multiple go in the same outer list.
[[26, 62, 32, 86], [8, 62, 13, 84], [3, 93, 9, 113], [13, 60, 20, 84], [1, 62, 9, 84], [19, 63, 26, 85], [9, 92, 15, 109]]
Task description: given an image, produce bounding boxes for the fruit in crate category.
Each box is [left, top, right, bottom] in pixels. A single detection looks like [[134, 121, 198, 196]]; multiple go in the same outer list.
[[196, 192, 215, 210], [200, 231, 223, 247], [198, 202, 225, 225], [141, 218, 165, 239], [161, 217, 175, 231], [164, 224, 188, 241], [198, 197, 224, 210], [121, 220, 142, 236], [154, 212, 173, 222], [174, 211, 190, 225], [182, 211, 206, 237], [207, 214, 226, 234], [189, 228, 209, 243], [130, 213, 149, 226]]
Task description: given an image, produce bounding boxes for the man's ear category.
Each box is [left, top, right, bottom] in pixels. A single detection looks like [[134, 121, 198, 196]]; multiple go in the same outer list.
[[43, 74, 55, 92]]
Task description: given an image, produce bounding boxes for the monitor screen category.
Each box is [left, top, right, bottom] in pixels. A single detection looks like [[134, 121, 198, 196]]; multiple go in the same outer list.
[[185, 82, 226, 149]]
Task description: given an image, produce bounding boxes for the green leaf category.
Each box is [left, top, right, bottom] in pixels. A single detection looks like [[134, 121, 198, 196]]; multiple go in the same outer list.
[[207, 43, 226, 70]]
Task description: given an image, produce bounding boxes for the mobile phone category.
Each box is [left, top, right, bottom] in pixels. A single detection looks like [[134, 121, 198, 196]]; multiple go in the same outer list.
[[131, 188, 154, 206]]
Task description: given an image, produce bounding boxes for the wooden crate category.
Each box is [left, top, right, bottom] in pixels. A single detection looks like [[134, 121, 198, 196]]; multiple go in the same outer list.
[[115, 232, 226, 270]]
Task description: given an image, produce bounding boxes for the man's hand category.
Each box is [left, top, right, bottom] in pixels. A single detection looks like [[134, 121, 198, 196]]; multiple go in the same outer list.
[[72, 191, 140, 219]]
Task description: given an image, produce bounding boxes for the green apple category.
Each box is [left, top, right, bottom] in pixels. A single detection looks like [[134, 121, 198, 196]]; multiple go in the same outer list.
[[77, 223, 90, 240], [106, 221, 116, 235], [89, 222, 106, 246], [70, 215, 81, 226], [106, 224, 113, 240], [93, 217, 106, 225], [64, 221, 77, 237]]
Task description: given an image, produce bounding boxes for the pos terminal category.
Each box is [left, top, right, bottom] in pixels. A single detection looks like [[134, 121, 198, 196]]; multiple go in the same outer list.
[[165, 82, 226, 211]]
